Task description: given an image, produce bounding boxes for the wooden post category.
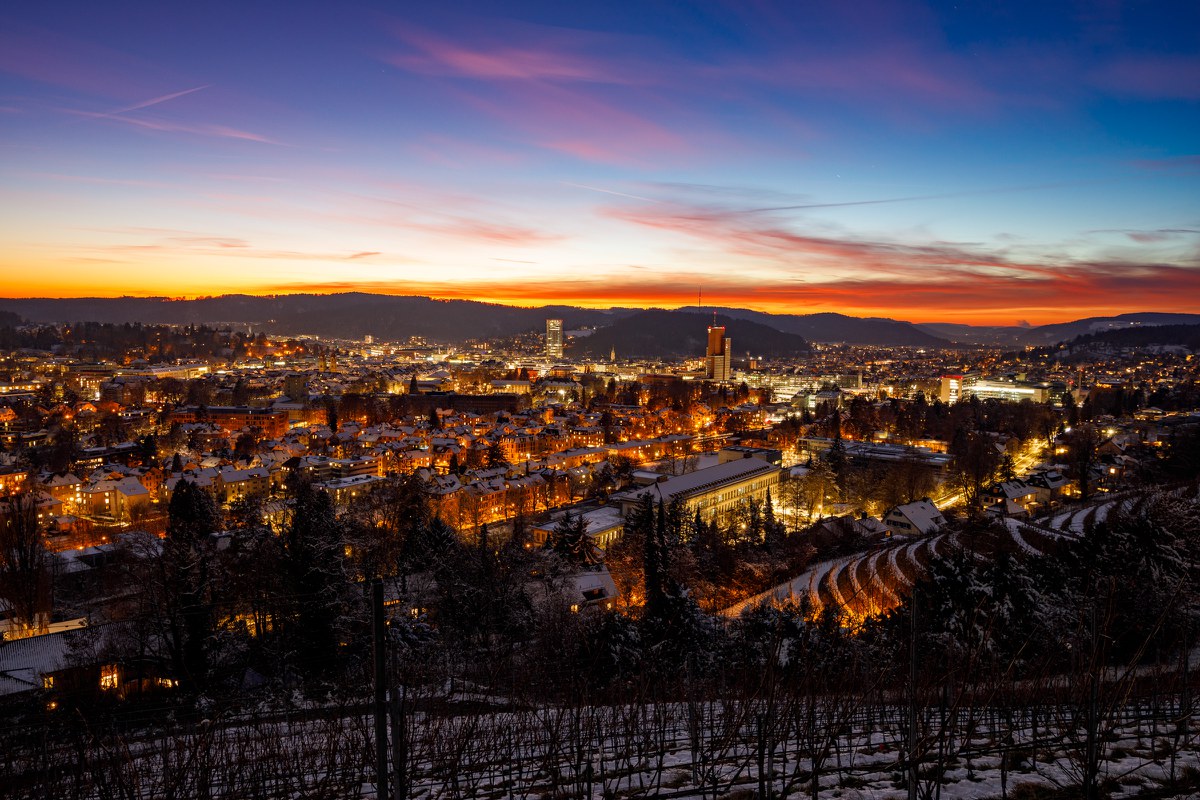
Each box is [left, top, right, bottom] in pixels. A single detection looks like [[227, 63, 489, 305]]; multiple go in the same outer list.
[[372, 579, 389, 800], [391, 690, 408, 800]]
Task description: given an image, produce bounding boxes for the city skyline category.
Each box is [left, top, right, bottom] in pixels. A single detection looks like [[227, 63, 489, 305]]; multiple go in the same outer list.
[[2, 1, 1198, 325]]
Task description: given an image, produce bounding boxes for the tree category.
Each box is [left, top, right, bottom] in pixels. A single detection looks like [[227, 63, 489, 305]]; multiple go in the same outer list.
[[1065, 423, 1100, 500], [826, 414, 848, 500], [547, 511, 600, 567], [161, 480, 221, 690], [0, 493, 51, 634], [798, 461, 837, 522], [486, 441, 509, 468], [949, 428, 1001, 511], [324, 399, 338, 430], [233, 432, 258, 462], [282, 481, 351, 683], [345, 473, 432, 584]]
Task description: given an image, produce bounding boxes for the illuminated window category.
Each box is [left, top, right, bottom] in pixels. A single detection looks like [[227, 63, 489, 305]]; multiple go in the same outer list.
[[99, 665, 119, 691], [42, 675, 54, 689]]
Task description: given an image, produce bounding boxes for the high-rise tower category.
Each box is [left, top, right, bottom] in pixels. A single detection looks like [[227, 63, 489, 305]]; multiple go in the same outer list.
[[545, 319, 564, 360], [706, 324, 731, 381]]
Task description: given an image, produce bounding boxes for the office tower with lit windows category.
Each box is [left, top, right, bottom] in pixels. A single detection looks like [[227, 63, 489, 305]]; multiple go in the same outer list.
[[545, 319, 564, 359], [706, 324, 731, 380]]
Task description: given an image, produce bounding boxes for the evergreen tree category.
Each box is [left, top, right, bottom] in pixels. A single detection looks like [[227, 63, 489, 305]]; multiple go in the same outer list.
[[548, 511, 600, 567], [282, 481, 349, 683], [162, 480, 220, 690], [826, 413, 848, 499], [486, 441, 509, 468]]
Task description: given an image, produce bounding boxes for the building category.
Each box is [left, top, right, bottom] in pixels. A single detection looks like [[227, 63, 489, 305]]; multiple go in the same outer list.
[[982, 479, 1039, 517], [939, 374, 964, 404], [532, 505, 625, 550], [169, 406, 289, 439], [611, 456, 780, 525], [941, 374, 1051, 404], [545, 319, 564, 360], [706, 325, 732, 381], [883, 499, 946, 536], [718, 445, 783, 467]]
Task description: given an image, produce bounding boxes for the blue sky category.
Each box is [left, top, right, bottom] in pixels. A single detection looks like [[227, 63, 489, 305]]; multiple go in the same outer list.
[[1, 0, 1197, 323]]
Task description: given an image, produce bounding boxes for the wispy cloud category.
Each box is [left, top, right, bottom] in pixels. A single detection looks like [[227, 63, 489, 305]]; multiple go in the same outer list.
[[1088, 228, 1200, 243], [596, 189, 1200, 321], [65, 110, 280, 144], [384, 22, 653, 85], [74, 85, 211, 120]]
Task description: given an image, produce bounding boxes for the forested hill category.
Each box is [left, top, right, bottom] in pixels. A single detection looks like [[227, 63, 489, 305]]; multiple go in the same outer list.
[[0, 294, 631, 342], [570, 309, 810, 359], [709, 308, 949, 346], [1061, 323, 1200, 350]]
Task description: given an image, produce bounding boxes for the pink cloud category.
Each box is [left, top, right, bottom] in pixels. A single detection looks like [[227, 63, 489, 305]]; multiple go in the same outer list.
[[384, 22, 651, 85], [449, 79, 692, 165], [423, 218, 564, 246], [739, 47, 997, 113], [601, 199, 1200, 317]]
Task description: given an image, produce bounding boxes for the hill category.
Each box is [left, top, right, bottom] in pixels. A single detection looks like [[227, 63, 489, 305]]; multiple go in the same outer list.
[[709, 308, 949, 346], [1060, 323, 1200, 351], [1021, 312, 1200, 346], [570, 309, 809, 359], [914, 322, 1030, 346], [0, 294, 631, 343], [2, 294, 1194, 350]]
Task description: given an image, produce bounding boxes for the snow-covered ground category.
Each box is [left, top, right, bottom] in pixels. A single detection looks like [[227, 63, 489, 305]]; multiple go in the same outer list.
[[8, 688, 1197, 799]]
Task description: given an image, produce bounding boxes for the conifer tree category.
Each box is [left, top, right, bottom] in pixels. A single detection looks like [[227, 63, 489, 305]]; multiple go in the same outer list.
[[282, 481, 348, 682], [162, 479, 220, 690]]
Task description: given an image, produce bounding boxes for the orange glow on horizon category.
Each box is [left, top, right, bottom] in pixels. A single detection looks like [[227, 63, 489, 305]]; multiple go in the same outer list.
[[1, 275, 1189, 328]]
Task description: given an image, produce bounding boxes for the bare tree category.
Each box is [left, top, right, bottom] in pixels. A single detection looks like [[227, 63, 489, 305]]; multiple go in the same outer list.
[[0, 492, 51, 635]]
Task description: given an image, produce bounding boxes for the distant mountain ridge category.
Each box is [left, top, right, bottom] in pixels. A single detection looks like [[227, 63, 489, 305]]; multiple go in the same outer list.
[[0, 294, 632, 343], [571, 309, 810, 359], [0, 294, 1195, 349], [707, 307, 948, 346], [1058, 323, 1200, 351], [916, 312, 1200, 346]]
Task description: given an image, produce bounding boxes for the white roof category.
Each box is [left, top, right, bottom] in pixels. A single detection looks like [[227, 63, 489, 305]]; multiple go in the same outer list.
[[611, 457, 778, 508]]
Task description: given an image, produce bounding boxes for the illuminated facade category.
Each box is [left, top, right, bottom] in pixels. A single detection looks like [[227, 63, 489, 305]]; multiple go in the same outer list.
[[545, 319, 564, 360], [706, 325, 731, 381]]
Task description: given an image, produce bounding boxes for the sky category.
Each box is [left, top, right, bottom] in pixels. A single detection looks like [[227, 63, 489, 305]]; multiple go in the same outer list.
[[1, 1, 1198, 325]]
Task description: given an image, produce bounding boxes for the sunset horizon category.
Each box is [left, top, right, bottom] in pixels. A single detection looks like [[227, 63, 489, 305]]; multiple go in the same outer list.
[[3, 1, 1197, 329], [1, 284, 1195, 328]]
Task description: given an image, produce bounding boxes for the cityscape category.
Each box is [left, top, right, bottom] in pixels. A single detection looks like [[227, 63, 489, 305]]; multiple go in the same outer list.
[[2, 2, 1199, 799]]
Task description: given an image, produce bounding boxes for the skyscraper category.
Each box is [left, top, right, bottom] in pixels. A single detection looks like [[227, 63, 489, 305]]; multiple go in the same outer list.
[[545, 319, 564, 360], [706, 325, 731, 381]]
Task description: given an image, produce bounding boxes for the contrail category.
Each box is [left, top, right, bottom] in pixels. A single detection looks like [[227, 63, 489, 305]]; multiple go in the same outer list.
[[746, 181, 1086, 214], [561, 181, 662, 203], [79, 85, 212, 120]]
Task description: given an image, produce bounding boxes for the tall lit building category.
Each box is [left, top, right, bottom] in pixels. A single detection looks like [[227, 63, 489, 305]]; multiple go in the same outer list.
[[940, 374, 963, 404], [545, 319, 564, 360], [706, 324, 731, 381]]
